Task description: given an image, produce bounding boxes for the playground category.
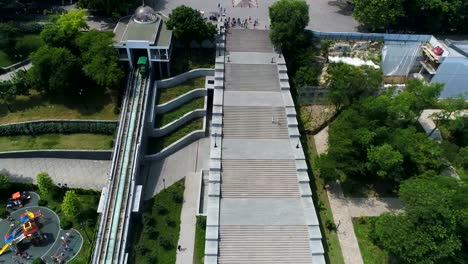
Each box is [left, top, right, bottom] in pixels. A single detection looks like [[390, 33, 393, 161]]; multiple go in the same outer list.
[[0, 193, 83, 264]]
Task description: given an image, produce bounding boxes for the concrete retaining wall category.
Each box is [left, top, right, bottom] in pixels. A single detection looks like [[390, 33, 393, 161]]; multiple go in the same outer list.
[[145, 129, 206, 160], [157, 68, 214, 89], [155, 89, 207, 113], [0, 59, 30, 74], [152, 109, 206, 137], [0, 150, 112, 160]]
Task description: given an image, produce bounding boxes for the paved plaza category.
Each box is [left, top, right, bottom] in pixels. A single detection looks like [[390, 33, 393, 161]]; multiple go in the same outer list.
[[150, 0, 359, 32], [0, 158, 110, 190]]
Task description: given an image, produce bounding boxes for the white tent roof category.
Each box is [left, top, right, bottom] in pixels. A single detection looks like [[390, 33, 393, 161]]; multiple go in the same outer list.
[[232, 0, 257, 7]]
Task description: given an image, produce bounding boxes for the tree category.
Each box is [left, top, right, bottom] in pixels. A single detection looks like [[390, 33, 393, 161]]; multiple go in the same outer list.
[[326, 63, 382, 111], [373, 177, 463, 263], [36, 172, 55, 197], [352, 0, 405, 31], [0, 70, 31, 112], [0, 174, 9, 191], [30, 46, 82, 94], [269, 0, 309, 53], [366, 144, 403, 179], [166, 6, 217, 47], [0, 22, 18, 55], [41, 10, 88, 49], [293, 66, 319, 88], [62, 190, 82, 219], [429, 96, 465, 137], [32, 258, 45, 264], [76, 30, 124, 87]]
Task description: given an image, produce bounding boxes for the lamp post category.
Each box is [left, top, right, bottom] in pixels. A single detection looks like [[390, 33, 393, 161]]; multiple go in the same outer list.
[[296, 139, 301, 149], [214, 133, 218, 148], [162, 178, 166, 190]]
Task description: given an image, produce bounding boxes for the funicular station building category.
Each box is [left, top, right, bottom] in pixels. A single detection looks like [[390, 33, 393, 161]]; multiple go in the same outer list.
[[113, 5, 173, 76]]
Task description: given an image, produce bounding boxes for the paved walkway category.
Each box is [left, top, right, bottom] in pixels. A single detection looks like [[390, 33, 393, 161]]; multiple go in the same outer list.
[[314, 127, 403, 264], [176, 171, 202, 264], [151, 0, 358, 32], [0, 63, 32, 81], [0, 158, 110, 190], [327, 182, 403, 264], [144, 137, 210, 200]]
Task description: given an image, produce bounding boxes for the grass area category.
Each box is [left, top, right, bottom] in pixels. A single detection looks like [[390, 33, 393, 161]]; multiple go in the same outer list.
[[171, 48, 215, 77], [15, 34, 44, 58], [0, 50, 15, 68], [353, 217, 390, 264], [194, 216, 206, 264], [155, 97, 205, 128], [130, 180, 185, 264], [303, 135, 345, 264], [157, 77, 206, 105], [148, 118, 204, 154], [0, 133, 114, 151], [0, 88, 120, 124]]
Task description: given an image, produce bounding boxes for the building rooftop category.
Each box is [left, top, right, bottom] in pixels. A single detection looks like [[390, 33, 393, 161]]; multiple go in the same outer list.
[[382, 41, 421, 76], [431, 57, 468, 99], [113, 10, 172, 47]]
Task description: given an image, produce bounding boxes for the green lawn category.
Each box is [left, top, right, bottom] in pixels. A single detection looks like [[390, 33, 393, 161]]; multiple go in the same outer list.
[[0, 50, 15, 68], [194, 216, 206, 264], [0, 88, 120, 124], [158, 77, 206, 104], [155, 97, 205, 128], [130, 180, 185, 264], [353, 217, 390, 264], [171, 48, 215, 77], [0, 133, 114, 151], [148, 118, 204, 154], [304, 134, 345, 264]]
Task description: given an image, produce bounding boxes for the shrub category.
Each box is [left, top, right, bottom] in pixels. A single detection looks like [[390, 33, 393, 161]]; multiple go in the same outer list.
[[0, 121, 118, 136], [135, 244, 147, 255], [154, 204, 168, 215], [0, 207, 9, 218], [38, 199, 48, 206], [144, 255, 158, 264], [61, 218, 73, 229], [171, 191, 183, 204], [61, 190, 82, 218], [196, 216, 206, 230], [165, 218, 176, 227], [159, 237, 173, 250], [326, 220, 337, 232], [146, 227, 159, 240], [32, 258, 45, 264]]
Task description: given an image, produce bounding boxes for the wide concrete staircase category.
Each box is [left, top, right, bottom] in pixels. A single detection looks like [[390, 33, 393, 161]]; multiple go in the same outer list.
[[226, 29, 274, 52], [223, 106, 288, 139], [218, 225, 313, 264], [221, 160, 300, 198], [225, 64, 279, 91]]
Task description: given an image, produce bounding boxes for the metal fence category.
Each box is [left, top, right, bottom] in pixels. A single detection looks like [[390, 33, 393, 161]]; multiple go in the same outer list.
[[310, 30, 432, 42]]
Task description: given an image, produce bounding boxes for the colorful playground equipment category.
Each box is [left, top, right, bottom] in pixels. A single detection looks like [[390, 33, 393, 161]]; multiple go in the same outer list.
[[0, 210, 43, 256], [6, 192, 32, 210]]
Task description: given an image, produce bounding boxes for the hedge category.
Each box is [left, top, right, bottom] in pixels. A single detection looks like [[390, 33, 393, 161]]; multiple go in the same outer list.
[[0, 121, 118, 136]]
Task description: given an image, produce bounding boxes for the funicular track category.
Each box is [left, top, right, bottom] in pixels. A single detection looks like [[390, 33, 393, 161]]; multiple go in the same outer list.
[[92, 68, 148, 264]]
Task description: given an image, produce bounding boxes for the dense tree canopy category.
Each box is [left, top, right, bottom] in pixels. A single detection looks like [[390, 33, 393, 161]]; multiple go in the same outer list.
[[269, 0, 309, 53], [373, 177, 466, 263], [166, 6, 217, 47], [31, 46, 82, 94], [77, 30, 124, 87], [317, 80, 445, 184], [326, 63, 382, 111], [41, 10, 88, 49], [352, 0, 468, 33], [352, 0, 405, 31]]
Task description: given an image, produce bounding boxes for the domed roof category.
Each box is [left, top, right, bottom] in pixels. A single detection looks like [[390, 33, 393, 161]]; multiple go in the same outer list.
[[134, 5, 158, 24]]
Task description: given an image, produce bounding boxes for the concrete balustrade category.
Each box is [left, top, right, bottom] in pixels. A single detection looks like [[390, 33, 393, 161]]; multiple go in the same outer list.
[[156, 68, 214, 89], [155, 89, 207, 113], [151, 109, 206, 137]]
